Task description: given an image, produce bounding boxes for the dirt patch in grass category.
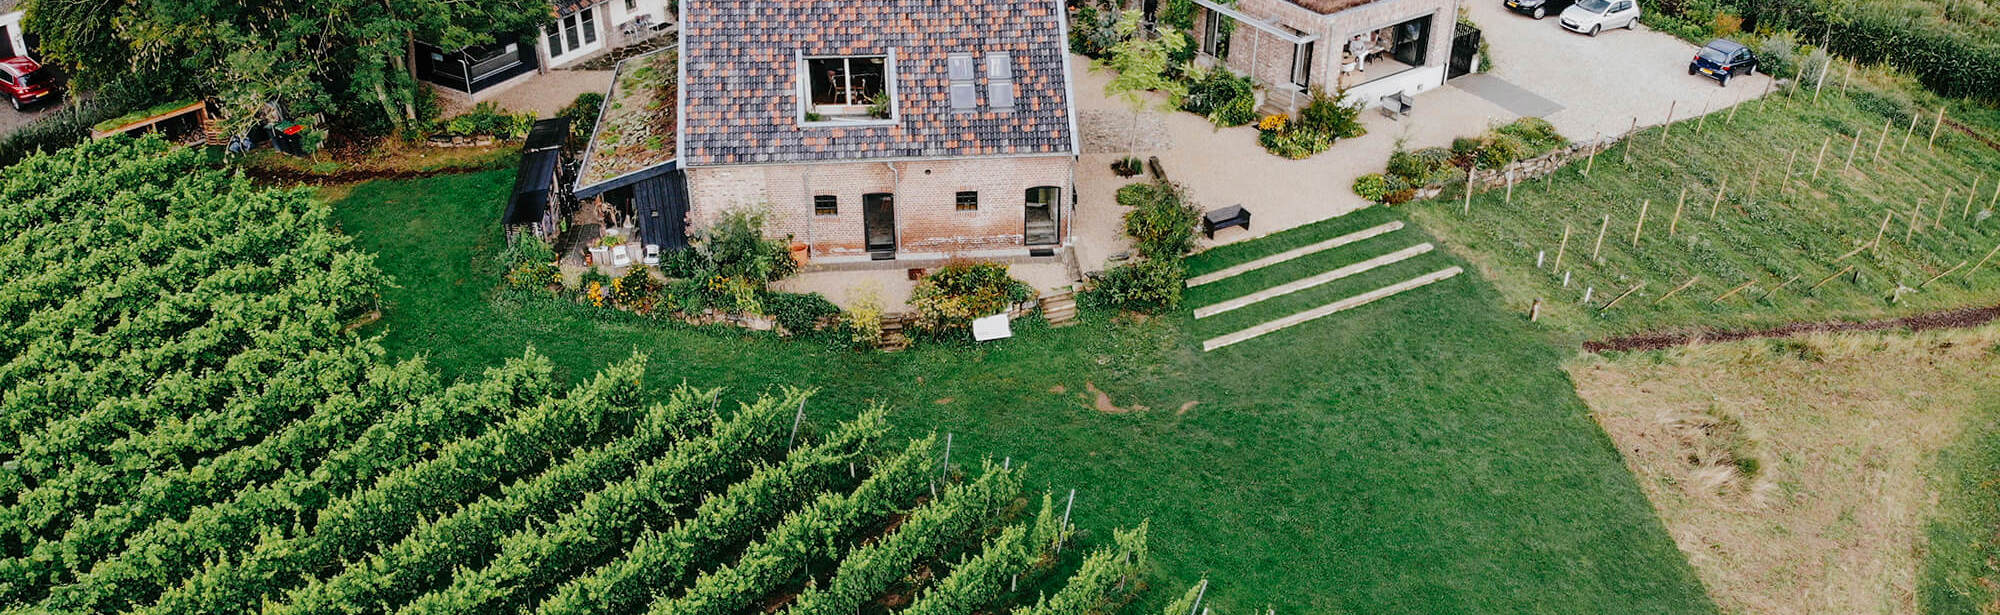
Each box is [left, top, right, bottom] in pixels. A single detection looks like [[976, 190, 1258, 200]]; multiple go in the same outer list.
[[1584, 303, 2000, 353], [1083, 381, 1145, 414], [242, 141, 517, 186], [1570, 325, 2000, 615]]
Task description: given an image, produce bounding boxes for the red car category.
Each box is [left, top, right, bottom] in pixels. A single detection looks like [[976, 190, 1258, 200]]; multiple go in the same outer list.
[[1, 57, 58, 111]]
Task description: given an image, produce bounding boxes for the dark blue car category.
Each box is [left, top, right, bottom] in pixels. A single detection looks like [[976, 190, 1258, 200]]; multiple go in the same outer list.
[[1689, 39, 1756, 86]]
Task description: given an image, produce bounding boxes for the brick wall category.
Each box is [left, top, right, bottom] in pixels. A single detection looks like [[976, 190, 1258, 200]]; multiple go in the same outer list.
[[683, 155, 1074, 259]]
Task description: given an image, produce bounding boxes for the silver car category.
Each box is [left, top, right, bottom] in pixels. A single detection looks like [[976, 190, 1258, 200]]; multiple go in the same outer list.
[[1560, 0, 1642, 36]]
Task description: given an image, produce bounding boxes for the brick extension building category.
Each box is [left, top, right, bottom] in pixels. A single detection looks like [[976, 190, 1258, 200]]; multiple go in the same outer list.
[[571, 0, 1080, 265], [1188, 0, 1469, 112]]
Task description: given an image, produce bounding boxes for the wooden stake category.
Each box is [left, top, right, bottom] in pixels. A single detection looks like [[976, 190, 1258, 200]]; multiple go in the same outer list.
[[1530, 298, 1542, 322], [1632, 199, 1650, 247], [1713, 278, 1758, 303], [1695, 101, 1710, 134], [1902, 112, 1919, 151], [1919, 261, 1967, 288], [1668, 187, 1687, 237], [1708, 177, 1727, 219], [1727, 97, 1742, 124], [1746, 168, 1761, 207], [1584, 133, 1600, 177], [1623, 117, 1638, 163], [1833, 241, 1872, 263], [1504, 171, 1515, 206], [1842, 131, 1860, 173], [1463, 163, 1476, 214], [1812, 56, 1831, 103], [1601, 281, 1645, 312], [1871, 210, 1891, 256], [1660, 101, 1677, 144], [1991, 178, 2000, 214], [1809, 136, 1832, 182], [1873, 118, 1890, 161], [1592, 214, 1610, 262], [1965, 176, 1981, 220], [1780, 147, 1799, 194], [1907, 202, 1923, 240], [1929, 106, 1945, 150], [1652, 276, 1700, 305], [1756, 274, 1801, 301], [1808, 265, 1855, 293], [1552, 224, 1571, 273], [1938, 188, 1953, 228], [1969, 241, 2000, 278], [1842, 60, 1853, 90]]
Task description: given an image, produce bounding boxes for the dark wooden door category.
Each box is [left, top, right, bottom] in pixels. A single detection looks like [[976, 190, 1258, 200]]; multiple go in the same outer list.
[[863, 193, 895, 253]]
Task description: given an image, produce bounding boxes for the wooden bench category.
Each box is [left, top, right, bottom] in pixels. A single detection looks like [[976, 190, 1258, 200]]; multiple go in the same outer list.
[[1379, 91, 1413, 119], [1202, 205, 1252, 239]]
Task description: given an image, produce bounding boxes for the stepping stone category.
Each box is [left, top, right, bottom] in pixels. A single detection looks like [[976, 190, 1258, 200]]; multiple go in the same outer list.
[[1186, 221, 1403, 288], [1194, 243, 1434, 319], [1202, 266, 1464, 352]]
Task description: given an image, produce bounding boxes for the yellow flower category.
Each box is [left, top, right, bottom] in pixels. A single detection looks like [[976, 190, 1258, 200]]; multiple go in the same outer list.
[[1257, 114, 1288, 132]]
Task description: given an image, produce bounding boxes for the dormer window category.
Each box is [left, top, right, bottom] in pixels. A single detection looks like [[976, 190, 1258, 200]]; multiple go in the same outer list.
[[804, 56, 891, 122]]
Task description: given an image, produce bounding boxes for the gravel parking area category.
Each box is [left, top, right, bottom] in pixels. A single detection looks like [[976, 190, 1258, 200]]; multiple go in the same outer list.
[[1467, 0, 1773, 139]]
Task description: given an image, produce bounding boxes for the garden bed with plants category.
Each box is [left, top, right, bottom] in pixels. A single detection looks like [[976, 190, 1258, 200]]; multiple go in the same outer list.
[[1353, 117, 1569, 204]]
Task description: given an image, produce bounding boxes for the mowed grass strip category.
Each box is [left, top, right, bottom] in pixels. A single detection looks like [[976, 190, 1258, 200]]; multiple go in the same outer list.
[[1407, 71, 2000, 339], [326, 171, 1715, 614]]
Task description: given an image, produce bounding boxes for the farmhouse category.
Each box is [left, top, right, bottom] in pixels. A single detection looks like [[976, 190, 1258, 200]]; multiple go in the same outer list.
[[1189, 0, 1470, 111], [571, 0, 1080, 265]]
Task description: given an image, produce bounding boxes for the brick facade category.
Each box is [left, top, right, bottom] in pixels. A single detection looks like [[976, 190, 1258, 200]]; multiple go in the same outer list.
[[683, 155, 1074, 259], [1197, 0, 1460, 109]]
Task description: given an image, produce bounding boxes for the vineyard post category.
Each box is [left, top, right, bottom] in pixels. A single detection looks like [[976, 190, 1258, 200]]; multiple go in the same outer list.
[[1874, 118, 1890, 161], [787, 397, 808, 450], [1536, 250, 1545, 269], [1695, 101, 1709, 134], [1938, 188, 1953, 228], [1530, 298, 1542, 322], [1780, 147, 1799, 194], [1908, 203, 1923, 239], [1929, 106, 1945, 150], [1746, 168, 1761, 207], [1600, 281, 1645, 312], [1902, 113, 1918, 151], [1060, 489, 1076, 535], [1668, 187, 1687, 238], [1756, 274, 1800, 301], [1660, 101, 1676, 145], [1841, 60, 1853, 89], [1713, 278, 1758, 303], [1966, 177, 1980, 220], [1592, 214, 1610, 262], [1919, 261, 1968, 288], [1632, 199, 1650, 247], [1563, 270, 1572, 287], [1505, 170, 1515, 206], [1991, 179, 2000, 215], [939, 433, 953, 481], [1970, 241, 2000, 278], [1727, 97, 1741, 124], [1584, 134, 1600, 177], [1808, 265, 1855, 293], [1582, 285, 1595, 304], [1463, 163, 1476, 214], [1842, 131, 1859, 173], [1809, 136, 1831, 182], [1187, 579, 1209, 615], [1812, 56, 1831, 103], [1623, 117, 1638, 163], [1708, 177, 1727, 219], [1553, 223, 1571, 272], [1652, 276, 1700, 305], [1872, 210, 1891, 256]]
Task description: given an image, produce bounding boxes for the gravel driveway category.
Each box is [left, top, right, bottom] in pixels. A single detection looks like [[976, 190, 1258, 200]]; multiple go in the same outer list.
[[1465, 0, 1773, 139], [0, 96, 64, 139]]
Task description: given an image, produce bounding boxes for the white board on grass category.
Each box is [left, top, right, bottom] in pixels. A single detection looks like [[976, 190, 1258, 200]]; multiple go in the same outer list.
[[972, 313, 1012, 342]]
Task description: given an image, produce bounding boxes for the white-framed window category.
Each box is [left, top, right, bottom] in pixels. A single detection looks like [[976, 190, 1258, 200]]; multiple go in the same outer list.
[[947, 53, 977, 110], [985, 53, 1015, 109], [545, 8, 602, 62], [801, 54, 894, 122]]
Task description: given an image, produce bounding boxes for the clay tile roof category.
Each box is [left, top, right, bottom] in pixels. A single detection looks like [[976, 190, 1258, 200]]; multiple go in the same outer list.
[[679, 0, 1076, 167], [1286, 0, 1384, 14]]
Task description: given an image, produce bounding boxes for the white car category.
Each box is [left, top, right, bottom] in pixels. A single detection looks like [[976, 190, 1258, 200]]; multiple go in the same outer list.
[[1560, 0, 1641, 36]]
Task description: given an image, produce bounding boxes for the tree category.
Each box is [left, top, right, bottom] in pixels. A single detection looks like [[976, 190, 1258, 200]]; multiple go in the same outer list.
[[23, 0, 548, 135], [1099, 9, 1190, 109]]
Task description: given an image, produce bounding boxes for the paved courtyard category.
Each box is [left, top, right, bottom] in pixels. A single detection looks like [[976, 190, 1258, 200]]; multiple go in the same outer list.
[[1071, 8, 1774, 273]]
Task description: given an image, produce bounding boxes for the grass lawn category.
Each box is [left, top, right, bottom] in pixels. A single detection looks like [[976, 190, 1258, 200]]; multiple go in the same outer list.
[[326, 169, 1715, 613], [1405, 72, 2000, 341], [1571, 326, 2000, 614]]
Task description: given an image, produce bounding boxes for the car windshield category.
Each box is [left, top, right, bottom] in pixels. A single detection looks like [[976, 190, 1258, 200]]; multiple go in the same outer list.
[[1698, 47, 1731, 63], [1576, 0, 1610, 12], [16, 69, 44, 88]]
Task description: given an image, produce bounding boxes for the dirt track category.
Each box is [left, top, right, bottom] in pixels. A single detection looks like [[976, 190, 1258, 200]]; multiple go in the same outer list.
[[1584, 304, 2000, 352]]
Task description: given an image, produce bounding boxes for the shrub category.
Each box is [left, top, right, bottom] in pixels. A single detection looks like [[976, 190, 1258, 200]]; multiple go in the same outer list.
[[1352, 173, 1390, 202], [611, 268, 663, 313], [1450, 137, 1482, 159], [1384, 188, 1417, 205], [1476, 132, 1530, 168], [1255, 88, 1360, 159], [843, 291, 885, 349], [909, 263, 1036, 331], [437, 102, 535, 139], [1116, 182, 1165, 208], [697, 207, 798, 283], [1182, 67, 1257, 127], [1256, 114, 1288, 132], [1211, 94, 1257, 127], [1754, 32, 1801, 80], [1257, 127, 1333, 159], [1386, 149, 1429, 181], [762, 291, 841, 335], [1121, 180, 1202, 260], [1082, 259, 1184, 313], [556, 92, 606, 152], [1295, 89, 1364, 139]]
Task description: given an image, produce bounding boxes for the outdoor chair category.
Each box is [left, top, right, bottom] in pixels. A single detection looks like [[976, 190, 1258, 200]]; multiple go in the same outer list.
[[1379, 92, 1414, 119]]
